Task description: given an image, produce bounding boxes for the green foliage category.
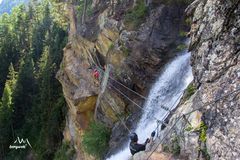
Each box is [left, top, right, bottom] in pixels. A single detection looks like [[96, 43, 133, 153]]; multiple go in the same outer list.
[[0, 14, 18, 94], [76, 0, 93, 23], [54, 142, 75, 160], [109, 43, 115, 50], [50, 2, 68, 29], [2, 84, 12, 107], [176, 44, 187, 52], [171, 136, 181, 156], [82, 121, 111, 159], [27, 23, 67, 160], [124, 0, 147, 30], [12, 54, 36, 130], [6, 63, 17, 89], [86, 0, 93, 17], [162, 144, 170, 152], [162, 136, 181, 156], [185, 83, 196, 99], [185, 125, 193, 132], [0, 64, 17, 158], [31, 4, 52, 61], [179, 30, 187, 37], [197, 121, 210, 160], [0, 1, 68, 159], [200, 147, 211, 160], [185, 17, 192, 26], [121, 46, 131, 57], [199, 122, 207, 143]]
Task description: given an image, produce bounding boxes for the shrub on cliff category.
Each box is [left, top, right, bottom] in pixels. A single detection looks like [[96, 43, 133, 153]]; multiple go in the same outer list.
[[54, 142, 75, 160], [185, 83, 196, 99], [82, 121, 111, 159], [124, 0, 147, 30]]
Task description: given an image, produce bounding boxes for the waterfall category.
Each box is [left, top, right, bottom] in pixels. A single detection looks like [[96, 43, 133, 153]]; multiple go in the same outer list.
[[107, 50, 193, 160]]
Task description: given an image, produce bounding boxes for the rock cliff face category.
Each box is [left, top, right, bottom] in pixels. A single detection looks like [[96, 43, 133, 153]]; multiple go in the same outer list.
[[56, 0, 187, 159], [188, 0, 240, 159], [134, 0, 240, 160]]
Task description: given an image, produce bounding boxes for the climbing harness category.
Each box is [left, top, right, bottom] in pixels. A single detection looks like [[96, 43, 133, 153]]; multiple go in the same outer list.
[[129, 145, 138, 152]]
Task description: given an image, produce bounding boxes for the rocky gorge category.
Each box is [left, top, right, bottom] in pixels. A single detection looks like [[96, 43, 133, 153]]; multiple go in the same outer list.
[[132, 0, 240, 160], [56, 0, 240, 160]]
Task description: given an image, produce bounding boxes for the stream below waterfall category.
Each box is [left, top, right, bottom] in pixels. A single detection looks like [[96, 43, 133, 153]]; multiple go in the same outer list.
[[107, 49, 193, 160]]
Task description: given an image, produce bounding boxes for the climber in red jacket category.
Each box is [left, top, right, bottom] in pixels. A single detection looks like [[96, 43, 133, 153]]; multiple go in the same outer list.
[[93, 69, 100, 80]]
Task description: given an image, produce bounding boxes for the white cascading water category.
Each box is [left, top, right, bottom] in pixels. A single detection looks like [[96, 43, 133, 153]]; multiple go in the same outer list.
[[107, 50, 193, 160]]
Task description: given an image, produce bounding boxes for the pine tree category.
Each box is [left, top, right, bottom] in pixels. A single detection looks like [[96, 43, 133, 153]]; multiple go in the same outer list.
[[0, 14, 18, 95], [0, 64, 17, 158], [31, 3, 52, 61], [34, 30, 66, 159], [7, 63, 17, 90], [0, 1, 68, 159], [12, 54, 36, 130]]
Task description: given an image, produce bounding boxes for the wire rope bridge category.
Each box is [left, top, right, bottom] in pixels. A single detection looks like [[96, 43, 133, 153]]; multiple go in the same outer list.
[[92, 63, 240, 160]]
